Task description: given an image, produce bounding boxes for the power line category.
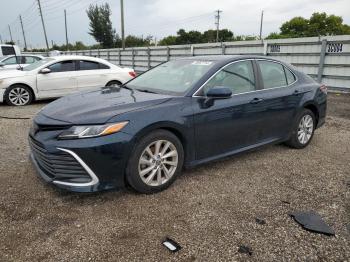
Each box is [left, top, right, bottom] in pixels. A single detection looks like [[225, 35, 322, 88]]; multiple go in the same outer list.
[[120, 0, 125, 49], [64, 9, 69, 47], [259, 10, 264, 40], [215, 10, 222, 42], [8, 25, 14, 43], [37, 0, 49, 50], [20, 15, 28, 50]]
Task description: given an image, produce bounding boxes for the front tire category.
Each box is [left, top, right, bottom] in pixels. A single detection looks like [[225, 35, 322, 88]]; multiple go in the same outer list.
[[5, 85, 33, 106], [126, 130, 184, 194], [285, 109, 316, 149]]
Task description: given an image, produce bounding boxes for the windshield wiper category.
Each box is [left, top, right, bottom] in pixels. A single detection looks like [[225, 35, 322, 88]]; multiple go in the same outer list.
[[135, 88, 158, 94]]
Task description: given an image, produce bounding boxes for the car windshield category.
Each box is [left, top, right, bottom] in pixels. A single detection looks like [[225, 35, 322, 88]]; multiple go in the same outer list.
[[23, 58, 54, 71], [126, 59, 215, 95]]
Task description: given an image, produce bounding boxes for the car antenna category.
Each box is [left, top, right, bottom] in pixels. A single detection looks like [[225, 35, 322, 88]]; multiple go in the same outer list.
[[12, 43, 23, 71]]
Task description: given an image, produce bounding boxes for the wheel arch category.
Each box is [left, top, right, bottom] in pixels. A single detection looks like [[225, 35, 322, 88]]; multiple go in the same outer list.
[[302, 102, 319, 127], [7, 83, 36, 101], [105, 80, 122, 86], [129, 121, 190, 165], [124, 121, 189, 187]]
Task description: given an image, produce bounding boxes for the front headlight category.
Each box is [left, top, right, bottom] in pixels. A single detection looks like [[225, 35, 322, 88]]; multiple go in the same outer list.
[[58, 121, 129, 140]]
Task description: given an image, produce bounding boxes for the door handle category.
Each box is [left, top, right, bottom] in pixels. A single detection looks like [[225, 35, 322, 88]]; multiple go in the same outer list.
[[250, 98, 264, 104]]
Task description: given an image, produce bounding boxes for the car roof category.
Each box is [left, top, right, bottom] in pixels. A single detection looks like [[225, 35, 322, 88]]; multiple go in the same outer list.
[[48, 55, 117, 66], [50, 55, 110, 63], [178, 55, 272, 62]]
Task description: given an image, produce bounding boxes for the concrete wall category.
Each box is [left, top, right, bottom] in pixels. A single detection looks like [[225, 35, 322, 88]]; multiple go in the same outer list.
[[26, 35, 350, 91]]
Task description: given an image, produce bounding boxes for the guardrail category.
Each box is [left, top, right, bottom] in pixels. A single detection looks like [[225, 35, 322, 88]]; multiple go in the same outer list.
[[25, 35, 350, 91]]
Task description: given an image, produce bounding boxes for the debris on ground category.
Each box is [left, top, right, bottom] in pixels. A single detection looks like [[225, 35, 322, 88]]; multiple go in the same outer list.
[[238, 245, 253, 256], [290, 211, 335, 236], [162, 237, 182, 253], [255, 218, 266, 225], [0, 115, 31, 120]]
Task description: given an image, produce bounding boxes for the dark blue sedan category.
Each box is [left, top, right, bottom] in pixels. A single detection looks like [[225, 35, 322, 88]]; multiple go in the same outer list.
[[29, 55, 327, 193]]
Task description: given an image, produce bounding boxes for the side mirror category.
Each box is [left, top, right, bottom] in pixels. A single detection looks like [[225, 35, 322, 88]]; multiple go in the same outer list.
[[0, 62, 5, 67], [40, 68, 51, 74], [206, 86, 232, 98]]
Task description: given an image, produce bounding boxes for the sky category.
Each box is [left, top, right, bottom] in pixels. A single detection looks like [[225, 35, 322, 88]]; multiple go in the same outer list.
[[0, 0, 349, 49]]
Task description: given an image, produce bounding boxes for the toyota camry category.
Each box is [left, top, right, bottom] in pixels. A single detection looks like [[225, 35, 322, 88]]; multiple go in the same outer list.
[[29, 55, 327, 193]]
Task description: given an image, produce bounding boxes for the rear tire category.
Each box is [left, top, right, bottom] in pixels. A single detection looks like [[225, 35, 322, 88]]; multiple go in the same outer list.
[[126, 130, 184, 194], [285, 109, 315, 149], [5, 85, 33, 106]]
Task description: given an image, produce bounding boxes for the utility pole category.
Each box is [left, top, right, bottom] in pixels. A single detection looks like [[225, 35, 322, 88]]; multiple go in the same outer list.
[[64, 9, 69, 48], [0, 34, 3, 44], [120, 0, 125, 49], [215, 10, 222, 42], [259, 10, 264, 40], [19, 15, 28, 50], [37, 0, 49, 50], [8, 25, 14, 43]]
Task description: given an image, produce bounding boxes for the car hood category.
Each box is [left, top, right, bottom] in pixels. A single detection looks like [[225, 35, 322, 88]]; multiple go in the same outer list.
[[38, 87, 172, 125], [0, 69, 32, 78]]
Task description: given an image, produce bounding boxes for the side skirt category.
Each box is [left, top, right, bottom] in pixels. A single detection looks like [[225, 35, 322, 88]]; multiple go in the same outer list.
[[186, 137, 284, 168]]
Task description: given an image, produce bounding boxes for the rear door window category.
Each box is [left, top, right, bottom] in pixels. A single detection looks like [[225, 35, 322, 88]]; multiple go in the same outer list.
[[285, 68, 296, 85], [79, 60, 100, 70], [258, 60, 287, 89], [25, 56, 37, 64], [99, 63, 110, 69]]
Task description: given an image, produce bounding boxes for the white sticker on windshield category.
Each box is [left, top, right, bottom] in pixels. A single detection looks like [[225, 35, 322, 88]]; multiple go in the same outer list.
[[191, 61, 213, 66]]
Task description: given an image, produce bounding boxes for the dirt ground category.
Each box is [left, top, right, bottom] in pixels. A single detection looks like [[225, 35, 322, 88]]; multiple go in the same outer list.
[[0, 93, 349, 261]]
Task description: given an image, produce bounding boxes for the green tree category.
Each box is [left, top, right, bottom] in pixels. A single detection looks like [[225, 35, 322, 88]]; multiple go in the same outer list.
[[87, 3, 116, 48], [267, 12, 350, 39], [308, 12, 350, 36], [125, 35, 152, 47], [158, 35, 177, 46], [280, 17, 309, 37]]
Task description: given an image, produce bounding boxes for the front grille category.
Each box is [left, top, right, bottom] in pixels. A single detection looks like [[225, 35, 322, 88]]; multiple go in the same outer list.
[[29, 136, 91, 183]]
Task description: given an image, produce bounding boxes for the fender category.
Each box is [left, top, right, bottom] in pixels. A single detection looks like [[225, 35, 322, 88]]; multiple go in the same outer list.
[[130, 120, 195, 165]]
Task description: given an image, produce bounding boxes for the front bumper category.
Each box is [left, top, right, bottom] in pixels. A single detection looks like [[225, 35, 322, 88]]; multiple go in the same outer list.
[[29, 130, 134, 192]]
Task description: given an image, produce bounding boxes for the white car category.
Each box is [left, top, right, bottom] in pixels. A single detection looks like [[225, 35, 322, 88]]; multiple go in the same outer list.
[[0, 55, 136, 106], [0, 55, 44, 70]]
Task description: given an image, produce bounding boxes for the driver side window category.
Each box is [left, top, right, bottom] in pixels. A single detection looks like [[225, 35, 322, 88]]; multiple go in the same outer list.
[[48, 60, 75, 73], [202, 60, 256, 95]]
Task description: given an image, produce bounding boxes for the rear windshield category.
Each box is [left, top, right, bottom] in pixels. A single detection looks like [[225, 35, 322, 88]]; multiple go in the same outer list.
[[1, 46, 15, 56]]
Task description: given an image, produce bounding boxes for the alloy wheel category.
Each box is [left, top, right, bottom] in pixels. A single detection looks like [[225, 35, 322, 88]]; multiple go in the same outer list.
[[138, 140, 178, 186], [297, 114, 314, 144], [8, 87, 30, 106]]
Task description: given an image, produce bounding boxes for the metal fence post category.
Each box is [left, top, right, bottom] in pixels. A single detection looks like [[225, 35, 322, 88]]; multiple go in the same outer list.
[[166, 46, 170, 61], [317, 39, 327, 83], [118, 49, 121, 66], [97, 49, 100, 58], [263, 41, 268, 56], [147, 47, 151, 69], [132, 48, 135, 69], [222, 43, 226, 55], [191, 45, 194, 56]]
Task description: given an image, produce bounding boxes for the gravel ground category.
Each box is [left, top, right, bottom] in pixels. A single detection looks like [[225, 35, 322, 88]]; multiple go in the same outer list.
[[0, 93, 349, 261]]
